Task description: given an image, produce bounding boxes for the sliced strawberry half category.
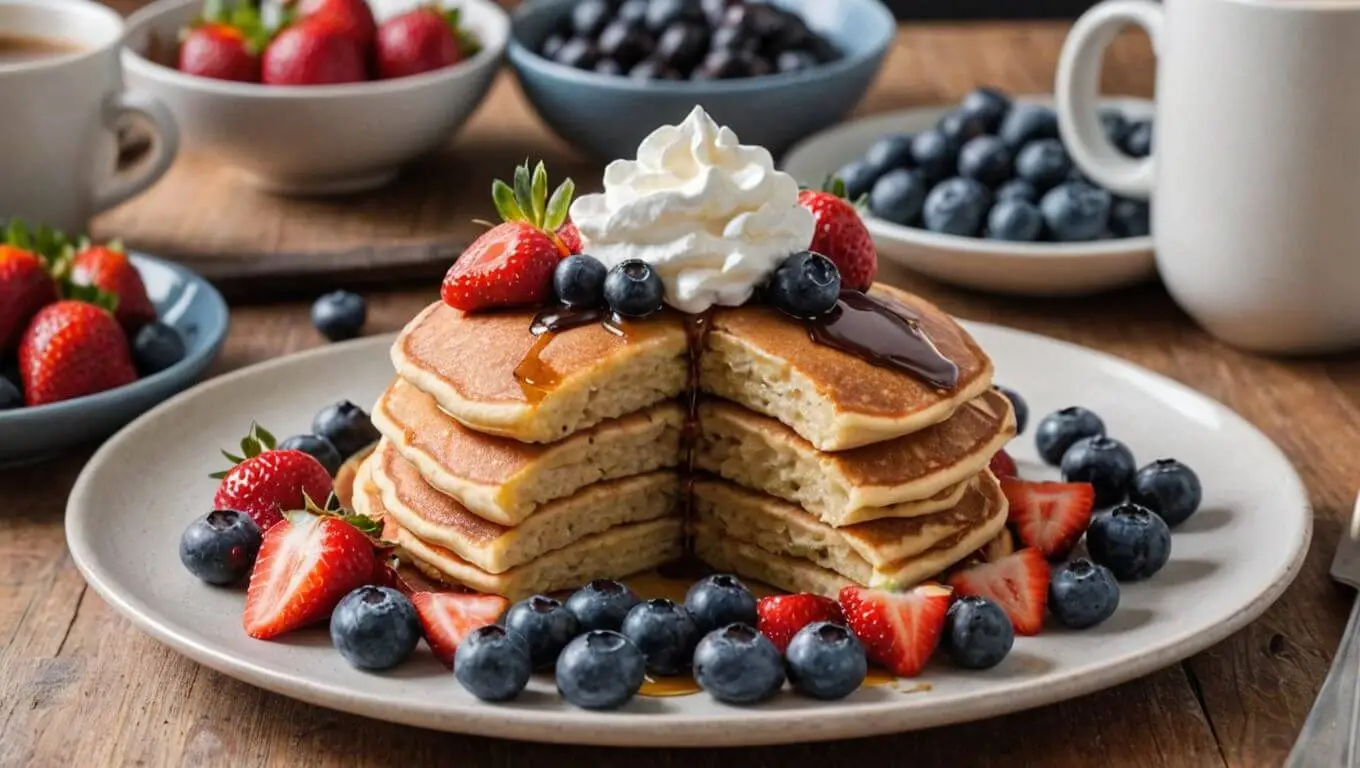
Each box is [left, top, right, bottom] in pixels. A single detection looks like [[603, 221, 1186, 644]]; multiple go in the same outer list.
[[757, 593, 845, 654], [988, 448, 1019, 479], [838, 583, 952, 677], [1001, 478, 1094, 559], [946, 548, 1051, 636], [412, 592, 509, 667], [243, 514, 377, 639]]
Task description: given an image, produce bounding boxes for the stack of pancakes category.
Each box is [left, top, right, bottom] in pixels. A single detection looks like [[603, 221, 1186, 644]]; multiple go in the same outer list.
[[353, 284, 1015, 600]]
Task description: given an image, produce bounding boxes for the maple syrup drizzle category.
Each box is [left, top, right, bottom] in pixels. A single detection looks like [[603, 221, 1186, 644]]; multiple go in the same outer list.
[[805, 291, 960, 390]]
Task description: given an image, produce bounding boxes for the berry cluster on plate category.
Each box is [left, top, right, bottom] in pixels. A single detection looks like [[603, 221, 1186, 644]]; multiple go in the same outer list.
[[0, 220, 187, 411], [176, 0, 481, 85], [836, 87, 1154, 243], [540, 0, 840, 82]]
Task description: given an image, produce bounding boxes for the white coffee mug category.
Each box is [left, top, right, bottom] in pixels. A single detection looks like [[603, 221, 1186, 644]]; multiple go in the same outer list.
[[0, 0, 178, 235], [1056, 0, 1360, 354]]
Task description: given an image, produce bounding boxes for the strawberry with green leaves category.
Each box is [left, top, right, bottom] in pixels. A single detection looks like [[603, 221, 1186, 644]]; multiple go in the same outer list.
[[376, 6, 481, 80], [442, 161, 575, 312], [212, 423, 335, 532], [177, 0, 275, 82], [67, 243, 156, 332], [295, 0, 378, 56], [798, 176, 878, 292], [0, 245, 57, 354], [19, 300, 137, 406]]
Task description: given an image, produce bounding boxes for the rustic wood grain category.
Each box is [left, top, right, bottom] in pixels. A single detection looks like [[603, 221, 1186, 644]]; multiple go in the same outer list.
[[5, 15, 1350, 768]]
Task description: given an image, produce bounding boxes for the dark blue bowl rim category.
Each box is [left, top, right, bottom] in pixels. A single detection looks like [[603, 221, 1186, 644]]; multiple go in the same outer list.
[[0, 252, 229, 424], [507, 0, 895, 95]]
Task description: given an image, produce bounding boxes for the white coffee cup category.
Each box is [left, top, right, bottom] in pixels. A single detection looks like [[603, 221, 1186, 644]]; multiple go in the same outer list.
[[1056, 0, 1360, 354], [0, 0, 178, 235]]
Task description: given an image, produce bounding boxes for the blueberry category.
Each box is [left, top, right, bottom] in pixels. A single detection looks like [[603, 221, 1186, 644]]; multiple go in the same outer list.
[[312, 400, 380, 460], [833, 158, 880, 201], [565, 578, 641, 633], [937, 110, 987, 148], [569, 0, 611, 38], [805, 35, 840, 64], [775, 49, 818, 74], [1014, 139, 1072, 190], [656, 22, 708, 72], [311, 290, 366, 342], [1040, 182, 1111, 242], [1048, 558, 1120, 629], [1129, 459, 1202, 527], [541, 31, 568, 59], [554, 37, 598, 69], [942, 595, 1014, 670], [863, 133, 915, 176], [1109, 198, 1150, 238], [910, 129, 958, 182], [553, 254, 608, 308], [923, 177, 990, 237], [700, 0, 734, 25], [603, 260, 664, 317], [629, 58, 682, 80], [597, 21, 653, 70], [504, 594, 579, 669], [995, 385, 1028, 434], [1087, 503, 1172, 581], [957, 135, 1012, 187], [1121, 120, 1153, 158], [179, 509, 262, 585], [868, 169, 928, 225], [645, 0, 703, 34], [785, 622, 866, 700], [986, 199, 1043, 242], [685, 574, 758, 635], [694, 48, 757, 79], [998, 104, 1058, 152], [995, 178, 1038, 204], [330, 586, 421, 670], [594, 58, 624, 75], [620, 598, 699, 676], [131, 321, 186, 375], [1035, 406, 1106, 466], [766, 251, 840, 319], [0, 374, 19, 410], [555, 630, 646, 710], [960, 86, 1012, 133], [709, 22, 758, 55], [454, 625, 532, 702], [1100, 109, 1130, 146], [694, 623, 785, 704], [761, 7, 816, 54], [1061, 435, 1136, 506], [278, 434, 343, 476], [617, 0, 649, 28]]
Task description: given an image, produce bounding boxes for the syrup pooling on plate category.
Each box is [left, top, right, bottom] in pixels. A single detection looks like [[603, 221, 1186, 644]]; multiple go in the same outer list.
[[805, 291, 961, 390]]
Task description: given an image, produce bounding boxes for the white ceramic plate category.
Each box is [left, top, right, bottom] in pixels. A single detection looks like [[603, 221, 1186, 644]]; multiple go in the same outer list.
[[66, 325, 1309, 747], [782, 97, 1156, 296]]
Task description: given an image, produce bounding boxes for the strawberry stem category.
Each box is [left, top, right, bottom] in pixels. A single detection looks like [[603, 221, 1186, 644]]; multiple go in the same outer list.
[[489, 160, 575, 234]]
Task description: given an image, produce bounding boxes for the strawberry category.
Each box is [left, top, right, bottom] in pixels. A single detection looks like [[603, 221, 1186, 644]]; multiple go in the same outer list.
[[441, 161, 575, 312], [756, 593, 845, 653], [178, 22, 262, 82], [243, 513, 377, 639], [0, 245, 57, 354], [989, 448, 1018, 479], [1000, 478, 1095, 559], [262, 19, 367, 85], [557, 220, 582, 255], [296, 0, 378, 55], [375, 6, 479, 80], [212, 423, 334, 532], [18, 301, 136, 406], [947, 548, 1051, 636], [68, 245, 156, 331], [798, 177, 877, 292], [411, 592, 508, 667], [838, 583, 952, 677]]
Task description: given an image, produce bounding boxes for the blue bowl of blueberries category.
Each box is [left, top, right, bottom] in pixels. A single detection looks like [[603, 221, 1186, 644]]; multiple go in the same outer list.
[[508, 0, 895, 160], [784, 89, 1157, 296]]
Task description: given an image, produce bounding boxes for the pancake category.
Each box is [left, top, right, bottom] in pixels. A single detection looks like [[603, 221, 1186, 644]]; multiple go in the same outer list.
[[373, 377, 683, 522], [693, 470, 1007, 588], [370, 438, 679, 573], [701, 284, 995, 451], [695, 388, 1014, 526], [392, 302, 689, 443], [694, 534, 855, 598]]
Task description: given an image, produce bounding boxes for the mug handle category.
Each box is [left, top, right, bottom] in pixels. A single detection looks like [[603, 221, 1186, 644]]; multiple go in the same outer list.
[[94, 92, 180, 213], [1054, 0, 1163, 199]]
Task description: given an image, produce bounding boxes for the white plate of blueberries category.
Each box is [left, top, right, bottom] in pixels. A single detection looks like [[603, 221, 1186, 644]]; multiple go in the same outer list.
[[783, 90, 1155, 296]]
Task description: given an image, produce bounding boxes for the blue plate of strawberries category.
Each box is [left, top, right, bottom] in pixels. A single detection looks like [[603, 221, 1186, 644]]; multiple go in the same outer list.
[[0, 221, 229, 465]]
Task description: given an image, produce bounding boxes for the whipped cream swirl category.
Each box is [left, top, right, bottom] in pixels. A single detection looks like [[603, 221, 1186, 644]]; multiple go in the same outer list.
[[569, 106, 815, 314]]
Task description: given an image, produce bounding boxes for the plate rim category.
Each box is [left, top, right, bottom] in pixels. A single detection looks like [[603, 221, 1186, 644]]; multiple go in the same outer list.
[[64, 326, 1312, 747]]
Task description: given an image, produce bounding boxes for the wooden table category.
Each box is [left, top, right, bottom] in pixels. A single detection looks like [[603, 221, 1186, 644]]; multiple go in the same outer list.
[[2, 19, 1351, 768]]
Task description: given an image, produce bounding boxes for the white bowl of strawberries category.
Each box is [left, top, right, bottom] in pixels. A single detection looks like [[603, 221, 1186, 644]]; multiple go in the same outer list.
[[121, 0, 509, 195]]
